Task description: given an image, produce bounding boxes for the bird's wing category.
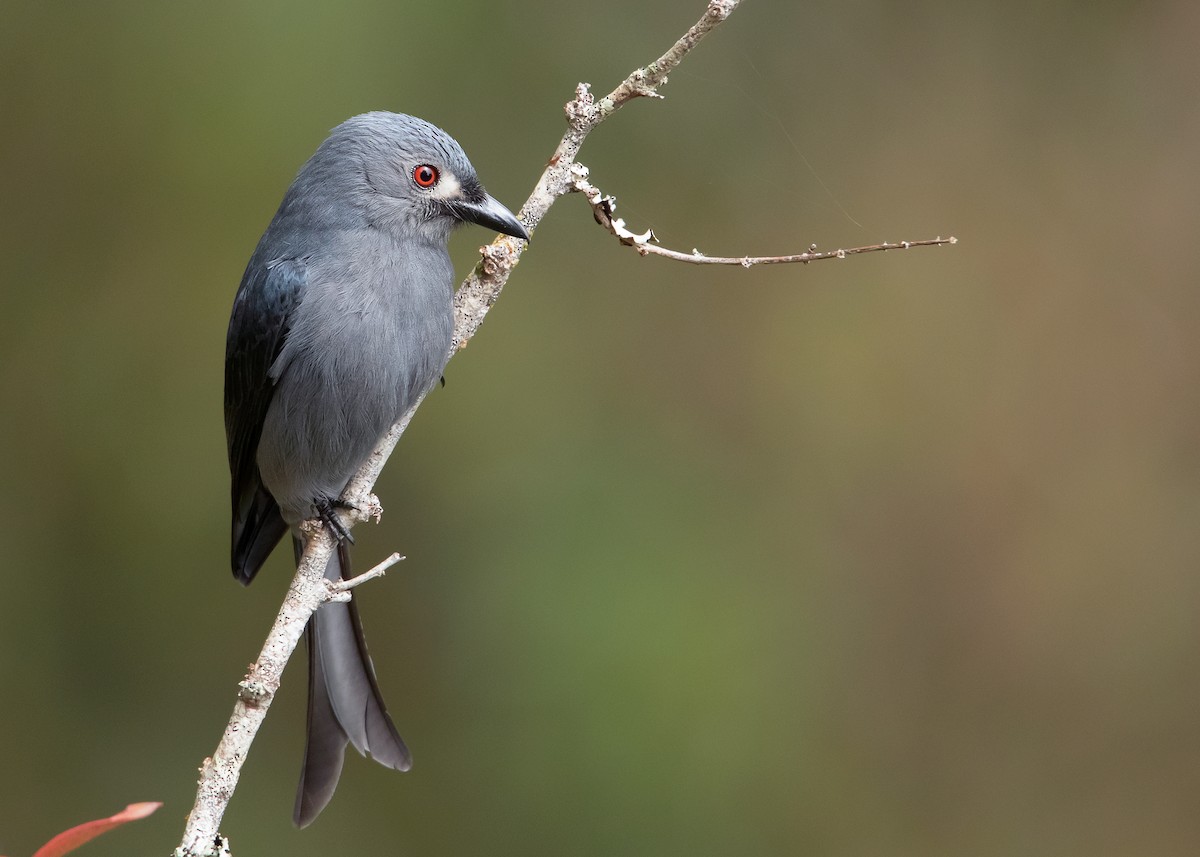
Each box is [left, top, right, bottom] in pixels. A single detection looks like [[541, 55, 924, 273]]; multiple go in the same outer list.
[[224, 254, 306, 583]]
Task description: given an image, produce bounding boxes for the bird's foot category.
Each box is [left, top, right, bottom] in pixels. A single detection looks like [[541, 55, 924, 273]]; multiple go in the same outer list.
[[314, 496, 355, 544]]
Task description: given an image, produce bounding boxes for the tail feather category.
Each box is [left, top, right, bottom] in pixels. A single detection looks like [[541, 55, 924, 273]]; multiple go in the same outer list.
[[294, 626, 348, 827], [292, 539, 411, 828]]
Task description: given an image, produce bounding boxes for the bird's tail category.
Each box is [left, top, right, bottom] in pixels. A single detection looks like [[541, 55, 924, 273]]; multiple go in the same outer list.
[[292, 537, 412, 828]]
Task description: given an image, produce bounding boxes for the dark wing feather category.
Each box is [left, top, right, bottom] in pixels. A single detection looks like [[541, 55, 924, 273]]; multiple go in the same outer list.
[[224, 254, 306, 584]]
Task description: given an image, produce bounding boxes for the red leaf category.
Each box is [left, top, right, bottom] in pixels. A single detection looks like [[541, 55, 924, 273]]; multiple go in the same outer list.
[[30, 802, 162, 857]]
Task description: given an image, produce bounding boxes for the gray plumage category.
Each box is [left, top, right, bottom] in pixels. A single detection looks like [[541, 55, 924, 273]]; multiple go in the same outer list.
[[224, 111, 527, 827]]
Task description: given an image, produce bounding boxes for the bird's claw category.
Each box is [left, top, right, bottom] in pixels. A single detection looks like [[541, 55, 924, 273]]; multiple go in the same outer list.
[[314, 497, 355, 545]]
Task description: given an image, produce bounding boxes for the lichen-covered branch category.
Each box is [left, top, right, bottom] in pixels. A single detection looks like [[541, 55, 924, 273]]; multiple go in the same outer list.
[[176, 524, 337, 857]]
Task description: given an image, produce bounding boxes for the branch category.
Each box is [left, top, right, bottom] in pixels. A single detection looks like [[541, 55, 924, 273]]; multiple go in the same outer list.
[[357, 0, 743, 493], [176, 524, 341, 857], [176, 0, 954, 850], [575, 170, 958, 265], [176, 4, 744, 854]]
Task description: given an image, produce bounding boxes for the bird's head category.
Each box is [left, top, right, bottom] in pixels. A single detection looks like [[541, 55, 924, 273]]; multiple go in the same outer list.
[[303, 111, 529, 245]]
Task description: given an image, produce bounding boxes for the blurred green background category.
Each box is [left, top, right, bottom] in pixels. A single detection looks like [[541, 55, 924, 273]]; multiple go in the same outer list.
[[2, 0, 1198, 854]]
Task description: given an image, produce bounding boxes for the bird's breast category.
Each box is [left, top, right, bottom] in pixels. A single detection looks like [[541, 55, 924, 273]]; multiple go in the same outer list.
[[256, 237, 455, 519]]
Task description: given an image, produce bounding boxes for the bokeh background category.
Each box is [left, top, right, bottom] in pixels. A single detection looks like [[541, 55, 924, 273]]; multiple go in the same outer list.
[[2, 0, 1198, 854]]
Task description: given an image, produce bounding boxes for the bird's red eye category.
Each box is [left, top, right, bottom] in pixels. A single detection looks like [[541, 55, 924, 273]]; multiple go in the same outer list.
[[413, 165, 439, 188]]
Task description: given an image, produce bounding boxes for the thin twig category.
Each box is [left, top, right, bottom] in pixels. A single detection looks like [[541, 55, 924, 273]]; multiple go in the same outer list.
[[575, 170, 957, 266], [329, 553, 404, 598], [634, 237, 958, 265]]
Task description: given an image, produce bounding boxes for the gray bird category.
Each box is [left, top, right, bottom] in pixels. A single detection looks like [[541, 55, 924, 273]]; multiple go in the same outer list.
[[224, 112, 528, 827]]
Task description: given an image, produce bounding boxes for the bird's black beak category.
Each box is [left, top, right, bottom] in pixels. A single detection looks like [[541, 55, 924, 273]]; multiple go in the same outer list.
[[452, 193, 529, 241]]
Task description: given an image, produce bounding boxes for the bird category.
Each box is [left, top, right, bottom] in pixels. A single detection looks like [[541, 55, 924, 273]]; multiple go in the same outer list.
[[223, 111, 528, 827]]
